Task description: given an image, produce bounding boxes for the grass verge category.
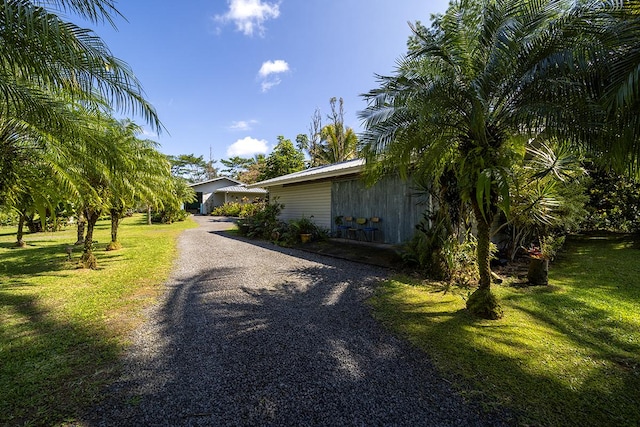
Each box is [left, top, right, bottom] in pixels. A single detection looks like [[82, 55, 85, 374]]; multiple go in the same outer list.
[[0, 214, 196, 426], [368, 234, 640, 426]]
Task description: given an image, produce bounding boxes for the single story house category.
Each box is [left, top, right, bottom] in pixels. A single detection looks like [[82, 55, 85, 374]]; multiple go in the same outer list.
[[215, 184, 268, 204], [188, 177, 242, 214], [248, 159, 430, 244]]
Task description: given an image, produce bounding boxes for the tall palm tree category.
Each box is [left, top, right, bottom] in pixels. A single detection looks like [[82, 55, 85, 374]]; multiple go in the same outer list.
[[318, 124, 358, 165], [105, 120, 173, 250], [359, 0, 607, 318], [0, 0, 161, 132]]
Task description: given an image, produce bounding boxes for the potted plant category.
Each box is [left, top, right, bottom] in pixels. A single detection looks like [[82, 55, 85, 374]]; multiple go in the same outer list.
[[289, 216, 317, 243], [527, 235, 565, 285]]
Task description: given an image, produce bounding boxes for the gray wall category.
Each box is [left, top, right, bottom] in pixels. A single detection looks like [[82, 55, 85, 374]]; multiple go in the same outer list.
[[331, 175, 430, 245]]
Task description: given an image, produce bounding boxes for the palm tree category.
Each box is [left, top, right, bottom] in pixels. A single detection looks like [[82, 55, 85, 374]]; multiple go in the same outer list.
[[0, 0, 161, 132], [105, 120, 173, 250], [359, 0, 605, 318], [318, 124, 358, 165]]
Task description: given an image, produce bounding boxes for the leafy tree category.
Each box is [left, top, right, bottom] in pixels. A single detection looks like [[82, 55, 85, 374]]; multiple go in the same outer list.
[[0, 0, 162, 230], [317, 97, 359, 165], [236, 155, 266, 184], [105, 121, 174, 250], [359, 0, 624, 318], [168, 154, 217, 183], [219, 156, 256, 180], [299, 98, 359, 166], [259, 136, 305, 181], [582, 165, 640, 232]]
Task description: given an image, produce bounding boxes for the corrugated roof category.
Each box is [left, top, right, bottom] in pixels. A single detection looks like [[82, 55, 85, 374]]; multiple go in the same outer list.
[[215, 185, 268, 194], [247, 159, 364, 188]]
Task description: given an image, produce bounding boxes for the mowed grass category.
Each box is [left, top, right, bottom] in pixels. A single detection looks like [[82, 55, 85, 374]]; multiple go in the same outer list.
[[368, 234, 640, 426], [0, 214, 196, 426]]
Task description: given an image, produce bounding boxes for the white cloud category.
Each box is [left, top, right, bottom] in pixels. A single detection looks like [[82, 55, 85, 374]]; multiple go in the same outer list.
[[229, 120, 258, 131], [261, 77, 281, 93], [215, 0, 280, 37], [258, 59, 289, 77], [226, 136, 269, 157], [258, 59, 289, 92]]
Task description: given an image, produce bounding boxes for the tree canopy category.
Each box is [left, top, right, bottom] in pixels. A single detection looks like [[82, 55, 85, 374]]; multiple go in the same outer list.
[[359, 0, 639, 318]]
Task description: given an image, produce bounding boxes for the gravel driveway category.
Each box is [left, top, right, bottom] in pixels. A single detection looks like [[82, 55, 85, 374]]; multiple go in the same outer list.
[[82, 216, 506, 426]]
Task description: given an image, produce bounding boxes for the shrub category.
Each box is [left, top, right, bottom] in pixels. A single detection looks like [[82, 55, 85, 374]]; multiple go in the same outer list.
[[582, 167, 640, 232], [151, 207, 190, 224], [212, 201, 265, 218], [237, 201, 283, 240]]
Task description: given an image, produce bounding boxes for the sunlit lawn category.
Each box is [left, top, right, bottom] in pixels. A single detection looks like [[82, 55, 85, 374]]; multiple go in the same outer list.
[[369, 234, 640, 426], [0, 214, 196, 426]]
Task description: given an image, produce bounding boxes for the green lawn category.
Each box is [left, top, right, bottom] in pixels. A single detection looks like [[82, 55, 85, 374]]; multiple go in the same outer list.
[[0, 214, 196, 426], [368, 234, 640, 426]]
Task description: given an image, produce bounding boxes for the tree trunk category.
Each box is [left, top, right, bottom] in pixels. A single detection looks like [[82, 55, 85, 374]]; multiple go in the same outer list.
[[107, 209, 122, 251], [147, 205, 152, 225], [81, 208, 100, 269], [75, 211, 86, 245], [15, 214, 26, 247], [466, 199, 503, 319], [472, 201, 494, 290]]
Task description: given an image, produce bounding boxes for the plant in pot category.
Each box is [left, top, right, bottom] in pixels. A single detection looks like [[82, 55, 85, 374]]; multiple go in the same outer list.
[[527, 235, 565, 285], [289, 216, 317, 243]]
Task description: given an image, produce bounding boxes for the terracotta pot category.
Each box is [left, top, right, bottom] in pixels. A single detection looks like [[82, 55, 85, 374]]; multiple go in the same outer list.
[[300, 233, 312, 243]]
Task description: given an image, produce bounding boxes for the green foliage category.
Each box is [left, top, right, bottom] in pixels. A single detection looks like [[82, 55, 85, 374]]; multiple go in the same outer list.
[[237, 200, 284, 240], [582, 166, 640, 232], [284, 216, 327, 244], [168, 153, 217, 183], [211, 201, 263, 218], [151, 207, 190, 224], [301, 98, 360, 167], [497, 142, 588, 260], [259, 136, 305, 181], [369, 235, 640, 425], [0, 214, 195, 425]]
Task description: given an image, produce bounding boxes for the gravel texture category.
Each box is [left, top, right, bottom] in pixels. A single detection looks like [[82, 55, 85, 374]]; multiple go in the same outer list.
[[81, 216, 509, 426]]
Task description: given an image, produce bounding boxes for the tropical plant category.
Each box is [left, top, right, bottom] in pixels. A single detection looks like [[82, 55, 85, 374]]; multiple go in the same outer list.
[[582, 165, 640, 232], [259, 136, 305, 181], [359, 0, 627, 318], [299, 98, 359, 166], [0, 0, 161, 133], [237, 201, 284, 239], [168, 153, 218, 183]]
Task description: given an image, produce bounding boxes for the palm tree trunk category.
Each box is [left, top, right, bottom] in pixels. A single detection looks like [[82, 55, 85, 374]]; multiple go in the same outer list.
[[474, 207, 493, 290], [107, 209, 122, 251], [466, 199, 503, 319], [16, 214, 26, 247], [81, 208, 100, 269], [75, 211, 86, 245]]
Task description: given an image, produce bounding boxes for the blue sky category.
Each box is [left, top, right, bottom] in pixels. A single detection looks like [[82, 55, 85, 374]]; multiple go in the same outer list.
[[87, 0, 450, 162]]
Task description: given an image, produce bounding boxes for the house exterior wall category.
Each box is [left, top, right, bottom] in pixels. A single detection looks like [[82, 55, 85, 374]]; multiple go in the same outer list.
[[331, 175, 430, 244], [190, 178, 238, 214], [269, 181, 332, 230]]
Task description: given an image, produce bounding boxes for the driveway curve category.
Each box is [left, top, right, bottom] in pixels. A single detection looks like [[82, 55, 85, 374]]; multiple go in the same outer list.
[[83, 216, 506, 426]]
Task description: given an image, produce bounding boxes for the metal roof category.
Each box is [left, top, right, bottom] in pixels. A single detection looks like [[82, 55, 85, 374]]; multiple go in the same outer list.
[[247, 159, 364, 188], [215, 185, 268, 194], [189, 176, 242, 187]]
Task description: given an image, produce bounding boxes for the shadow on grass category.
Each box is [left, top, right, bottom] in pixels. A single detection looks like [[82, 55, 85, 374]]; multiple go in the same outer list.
[[369, 236, 640, 426], [79, 242, 512, 426], [0, 287, 121, 426]]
